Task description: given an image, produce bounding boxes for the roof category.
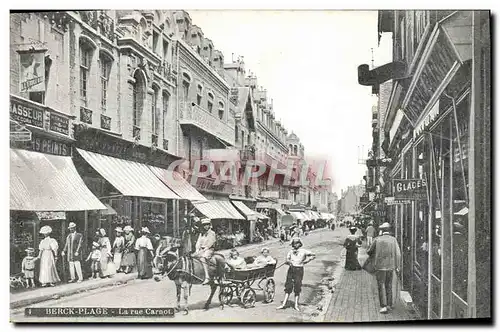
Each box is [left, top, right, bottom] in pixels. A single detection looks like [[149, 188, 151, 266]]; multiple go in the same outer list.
[[77, 149, 180, 200], [10, 149, 106, 211], [231, 200, 257, 220]]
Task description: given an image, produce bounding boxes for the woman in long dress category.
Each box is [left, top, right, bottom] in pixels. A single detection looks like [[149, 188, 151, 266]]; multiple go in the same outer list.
[[121, 225, 136, 274], [97, 228, 115, 278], [135, 227, 154, 279], [112, 227, 125, 273], [37, 226, 61, 287], [344, 227, 362, 270]]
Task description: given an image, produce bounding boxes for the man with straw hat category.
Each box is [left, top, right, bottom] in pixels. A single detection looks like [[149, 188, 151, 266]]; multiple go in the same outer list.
[[194, 218, 216, 285], [367, 221, 401, 314], [277, 237, 316, 311], [62, 222, 84, 283]]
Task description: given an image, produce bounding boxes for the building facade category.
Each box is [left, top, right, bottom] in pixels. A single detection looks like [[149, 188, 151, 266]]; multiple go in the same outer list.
[[361, 10, 491, 319]]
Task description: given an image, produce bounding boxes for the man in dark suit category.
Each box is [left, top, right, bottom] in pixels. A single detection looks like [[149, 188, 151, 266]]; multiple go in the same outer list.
[[62, 222, 84, 283]]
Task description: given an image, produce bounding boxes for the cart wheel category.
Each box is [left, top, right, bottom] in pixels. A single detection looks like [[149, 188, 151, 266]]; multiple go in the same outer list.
[[219, 285, 233, 305], [240, 288, 256, 308], [264, 278, 276, 303]]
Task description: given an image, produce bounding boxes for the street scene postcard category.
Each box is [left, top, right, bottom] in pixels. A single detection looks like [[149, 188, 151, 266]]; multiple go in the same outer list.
[[8, 9, 491, 323]]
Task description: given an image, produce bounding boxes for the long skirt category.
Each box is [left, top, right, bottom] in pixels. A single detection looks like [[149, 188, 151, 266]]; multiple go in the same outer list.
[[39, 250, 60, 284], [345, 248, 362, 270], [113, 252, 123, 270], [121, 250, 136, 268], [100, 249, 116, 277], [137, 248, 153, 279]]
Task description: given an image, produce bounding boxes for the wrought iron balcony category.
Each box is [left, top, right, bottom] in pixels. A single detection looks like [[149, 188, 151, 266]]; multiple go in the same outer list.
[[100, 114, 111, 130], [79, 11, 115, 41], [80, 106, 93, 125], [179, 102, 235, 146], [151, 134, 158, 147]]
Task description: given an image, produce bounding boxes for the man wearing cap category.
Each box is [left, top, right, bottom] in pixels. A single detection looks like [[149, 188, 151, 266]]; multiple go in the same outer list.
[[367, 222, 401, 314], [62, 222, 83, 283], [194, 218, 216, 285]]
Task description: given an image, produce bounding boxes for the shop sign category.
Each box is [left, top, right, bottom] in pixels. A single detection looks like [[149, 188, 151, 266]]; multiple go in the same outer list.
[[50, 113, 70, 135], [10, 97, 44, 128], [19, 50, 46, 93], [35, 211, 66, 220], [384, 196, 411, 205], [393, 179, 427, 200], [194, 177, 232, 194], [28, 134, 71, 156]]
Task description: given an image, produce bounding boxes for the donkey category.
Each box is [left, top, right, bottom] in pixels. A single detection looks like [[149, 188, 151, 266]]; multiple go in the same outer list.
[[152, 239, 228, 315]]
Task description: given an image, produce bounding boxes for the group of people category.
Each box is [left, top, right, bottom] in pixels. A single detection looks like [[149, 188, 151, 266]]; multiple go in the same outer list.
[[342, 220, 402, 314], [21, 222, 164, 288]]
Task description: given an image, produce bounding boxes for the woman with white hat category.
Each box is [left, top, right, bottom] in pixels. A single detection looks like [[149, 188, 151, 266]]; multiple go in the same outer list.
[[112, 227, 125, 273], [135, 227, 154, 279], [36, 225, 60, 287], [97, 228, 115, 278]]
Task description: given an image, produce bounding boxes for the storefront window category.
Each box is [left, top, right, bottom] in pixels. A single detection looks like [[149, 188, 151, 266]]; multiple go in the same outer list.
[[414, 139, 429, 279], [166, 200, 175, 237], [142, 201, 166, 236], [451, 96, 470, 303], [109, 198, 133, 236], [10, 211, 37, 275]]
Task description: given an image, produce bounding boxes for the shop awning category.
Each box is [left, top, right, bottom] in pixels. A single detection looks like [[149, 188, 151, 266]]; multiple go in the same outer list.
[[149, 166, 207, 201], [256, 212, 270, 220], [231, 201, 257, 220], [77, 149, 179, 200], [10, 149, 107, 211], [288, 211, 304, 220], [193, 200, 245, 220]]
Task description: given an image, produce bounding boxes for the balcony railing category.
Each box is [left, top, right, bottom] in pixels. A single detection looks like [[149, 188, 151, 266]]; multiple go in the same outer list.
[[79, 11, 115, 41], [151, 134, 158, 147], [100, 114, 111, 130], [179, 102, 235, 146], [154, 61, 176, 85], [132, 125, 141, 140], [80, 106, 93, 125]]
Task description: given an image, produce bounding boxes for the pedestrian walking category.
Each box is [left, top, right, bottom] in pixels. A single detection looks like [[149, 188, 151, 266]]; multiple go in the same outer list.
[[36, 226, 60, 287], [343, 226, 362, 270], [61, 222, 84, 283], [97, 228, 115, 278], [121, 225, 136, 274], [367, 222, 401, 314], [86, 242, 102, 279], [135, 227, 154, 279], [277, 237, 316, 311], [112, 227, 125, 273], [21, 248, 36, 288], [365, 222, 376, 247]]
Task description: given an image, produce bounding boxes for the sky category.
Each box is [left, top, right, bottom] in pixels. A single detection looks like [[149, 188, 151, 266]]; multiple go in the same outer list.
[[188, 10, 392, 195]]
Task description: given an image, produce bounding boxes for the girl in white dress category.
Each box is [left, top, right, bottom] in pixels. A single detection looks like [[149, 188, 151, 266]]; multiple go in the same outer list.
[[37, 226, 60, 287]]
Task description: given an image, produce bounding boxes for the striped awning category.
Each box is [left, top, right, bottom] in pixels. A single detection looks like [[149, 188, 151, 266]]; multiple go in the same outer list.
[[10, 149, 107, 211], [193, 200, 245, 220], [149, 166, 207, 201], [77, 149, 179, 200], [288, 211, 304, 220], [231, 201, 257, 220]]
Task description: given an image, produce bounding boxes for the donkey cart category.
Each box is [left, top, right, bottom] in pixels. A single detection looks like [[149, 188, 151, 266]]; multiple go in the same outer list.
[[218, 261, 277, 308]]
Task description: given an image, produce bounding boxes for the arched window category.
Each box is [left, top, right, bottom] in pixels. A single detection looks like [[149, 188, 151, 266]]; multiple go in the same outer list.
[[207, 92, 214, 113], [293, 145, 298, 156], [289, 144, 293, 154], [79, 41, 94, 107], [152, 86, 159, 136], [99, 53, 112, 112], [132, 70, 145, 129], [182, 72, 191, 104], [235, 125, 239, 143], [218, 101, 224, 120]]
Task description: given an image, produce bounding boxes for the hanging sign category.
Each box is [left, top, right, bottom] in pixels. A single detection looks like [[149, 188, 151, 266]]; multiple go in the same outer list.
[[19, 50, 46, 93], [392, 179, 427, 200]]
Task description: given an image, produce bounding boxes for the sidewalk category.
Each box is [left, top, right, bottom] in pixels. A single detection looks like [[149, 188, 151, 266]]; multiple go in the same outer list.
[[10, 272, 138, 309], [324, 245, 420, 322]]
